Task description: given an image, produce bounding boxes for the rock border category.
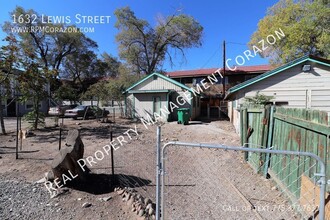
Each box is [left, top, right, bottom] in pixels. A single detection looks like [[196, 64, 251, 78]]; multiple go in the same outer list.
[[115, 187, 156, 220]]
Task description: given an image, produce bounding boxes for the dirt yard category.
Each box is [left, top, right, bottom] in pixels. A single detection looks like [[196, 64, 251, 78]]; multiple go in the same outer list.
[[0, 117, 297, 220]]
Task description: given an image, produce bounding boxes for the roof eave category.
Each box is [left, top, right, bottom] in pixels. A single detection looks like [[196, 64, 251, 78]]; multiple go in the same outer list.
[[226, 55, 329, 97]]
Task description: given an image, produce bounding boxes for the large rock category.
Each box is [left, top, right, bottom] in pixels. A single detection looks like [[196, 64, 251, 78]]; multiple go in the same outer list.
[[51, 129, 88, 183]]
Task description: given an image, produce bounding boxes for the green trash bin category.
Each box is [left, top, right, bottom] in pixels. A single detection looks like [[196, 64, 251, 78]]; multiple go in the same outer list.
[[177, 108, 190, 125]]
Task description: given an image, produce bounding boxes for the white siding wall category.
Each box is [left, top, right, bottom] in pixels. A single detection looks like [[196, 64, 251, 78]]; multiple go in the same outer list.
[[134, 76, 183, 91], [311, 89, 330, 112], [127, 74, 200, 121], [133, 93, 168, 121], [236, 62, 330, 110], [229, 61, 330, 133]]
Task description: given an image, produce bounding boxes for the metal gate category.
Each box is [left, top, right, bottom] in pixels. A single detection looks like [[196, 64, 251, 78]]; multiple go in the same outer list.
[[155, 132, 327, 219]]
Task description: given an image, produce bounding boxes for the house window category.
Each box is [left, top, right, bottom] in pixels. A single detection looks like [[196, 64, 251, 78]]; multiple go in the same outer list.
[[153, 75, 158, 80], [25, 100, 42, 110], [153, 96, 161, 114]]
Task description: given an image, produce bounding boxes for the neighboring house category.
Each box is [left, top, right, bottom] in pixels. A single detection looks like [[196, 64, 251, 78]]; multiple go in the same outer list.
[[166, 65, 271, 117], [0, 69, 49, 117], [3, 98, 49, 117], [225, 55, 330, 133], [167, 65, 271, 89], [124, 72, 201, 121]]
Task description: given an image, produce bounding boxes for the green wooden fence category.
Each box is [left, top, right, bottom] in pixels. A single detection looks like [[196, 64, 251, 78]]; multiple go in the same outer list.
[[240, 106, 330, 194]]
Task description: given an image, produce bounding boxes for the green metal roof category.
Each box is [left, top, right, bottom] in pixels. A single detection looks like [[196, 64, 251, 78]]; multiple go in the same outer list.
[[124, 72, 194, 93], [127, 89, 171, 94], [226, 55, 330, 98]]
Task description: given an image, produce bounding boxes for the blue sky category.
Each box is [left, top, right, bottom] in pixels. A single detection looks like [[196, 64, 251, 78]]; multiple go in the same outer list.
[[0, 0, 279, 72]]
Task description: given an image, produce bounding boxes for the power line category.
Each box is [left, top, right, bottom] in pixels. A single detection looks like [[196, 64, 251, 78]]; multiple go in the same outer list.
[[200, 45, 221, 68], [226, 41, 247, 46]]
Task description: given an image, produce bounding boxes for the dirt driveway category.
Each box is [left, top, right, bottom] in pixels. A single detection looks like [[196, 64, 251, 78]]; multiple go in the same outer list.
[[0, 117, 296, 219]]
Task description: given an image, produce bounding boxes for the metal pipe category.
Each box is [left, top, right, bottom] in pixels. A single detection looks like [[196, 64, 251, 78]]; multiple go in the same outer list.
[[15, 99, 19, 159], [161, 141, 326, 220], [156, 126, 161, 220]]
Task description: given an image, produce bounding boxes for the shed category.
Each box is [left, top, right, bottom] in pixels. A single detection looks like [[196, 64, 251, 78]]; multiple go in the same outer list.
[[225, 55, 330, 133], [124, 72, 201, 121]]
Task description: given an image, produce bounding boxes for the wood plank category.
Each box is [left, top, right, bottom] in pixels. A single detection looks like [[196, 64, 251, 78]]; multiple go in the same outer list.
[[274, 112, 330, 136], [300, 175, 330, 220]]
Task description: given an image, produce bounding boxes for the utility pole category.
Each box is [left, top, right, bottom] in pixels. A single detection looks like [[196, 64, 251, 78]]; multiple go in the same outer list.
[[222, 40, 226, 99]]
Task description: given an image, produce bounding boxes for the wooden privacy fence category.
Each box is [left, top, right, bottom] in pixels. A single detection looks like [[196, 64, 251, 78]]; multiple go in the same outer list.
[[240, 106, 330, 217]]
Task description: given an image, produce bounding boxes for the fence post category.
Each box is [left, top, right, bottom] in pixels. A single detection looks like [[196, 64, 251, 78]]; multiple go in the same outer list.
[[59, 124, 62, 151], [110, 126, 115, 185], [156, 126, 161, 220], [15, 101, 19, 159], [263, 105, 275, 177], [242, 108, 248, 160], [113, 108, 115, 122]]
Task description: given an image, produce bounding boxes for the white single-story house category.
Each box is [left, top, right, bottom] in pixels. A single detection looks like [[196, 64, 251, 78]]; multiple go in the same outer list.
[[225, 55, 330, 133], [124, 72, 201, 121]]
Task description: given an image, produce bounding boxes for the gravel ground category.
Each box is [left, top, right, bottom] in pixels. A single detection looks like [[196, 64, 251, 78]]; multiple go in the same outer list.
[[0, 178, 68, 220], [0, 117, 302, 219]]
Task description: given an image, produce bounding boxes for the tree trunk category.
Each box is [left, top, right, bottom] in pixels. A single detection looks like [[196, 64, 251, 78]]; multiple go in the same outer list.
[[0, 97, 6, 134], [34, 98, 39, 130]]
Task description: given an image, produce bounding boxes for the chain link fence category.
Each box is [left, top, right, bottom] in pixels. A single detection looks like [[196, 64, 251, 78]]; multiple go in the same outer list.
[[105, 123, 157, 202], [158, 142, 327, 220]]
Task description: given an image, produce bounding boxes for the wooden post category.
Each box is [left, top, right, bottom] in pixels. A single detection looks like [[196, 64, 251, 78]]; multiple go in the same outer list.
[[15, 100, 19, 159], [59, 126, 62, 151], [59, 117, 64, 151], [19, 116, 22, 150], [242, 108, 248, 161], [264, 105, 275, 177], [110, 126, 115, 176]]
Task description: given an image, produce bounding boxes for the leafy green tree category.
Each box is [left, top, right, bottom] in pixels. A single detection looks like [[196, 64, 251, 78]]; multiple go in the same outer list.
[[249, 0, 330, 65], [114, 7, 203, 74], [61, 51, 120, 101], [62, 50, 97, 84], [80, 80, 109, 106], [106, 65, 140, 115], [244, 91, 274, 107], [18, 62, 48, 129], [2, 6, 98, 129], [53, 84, 80, 103], [0, 36, 20, 134], [101, 52, 121, 78]]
